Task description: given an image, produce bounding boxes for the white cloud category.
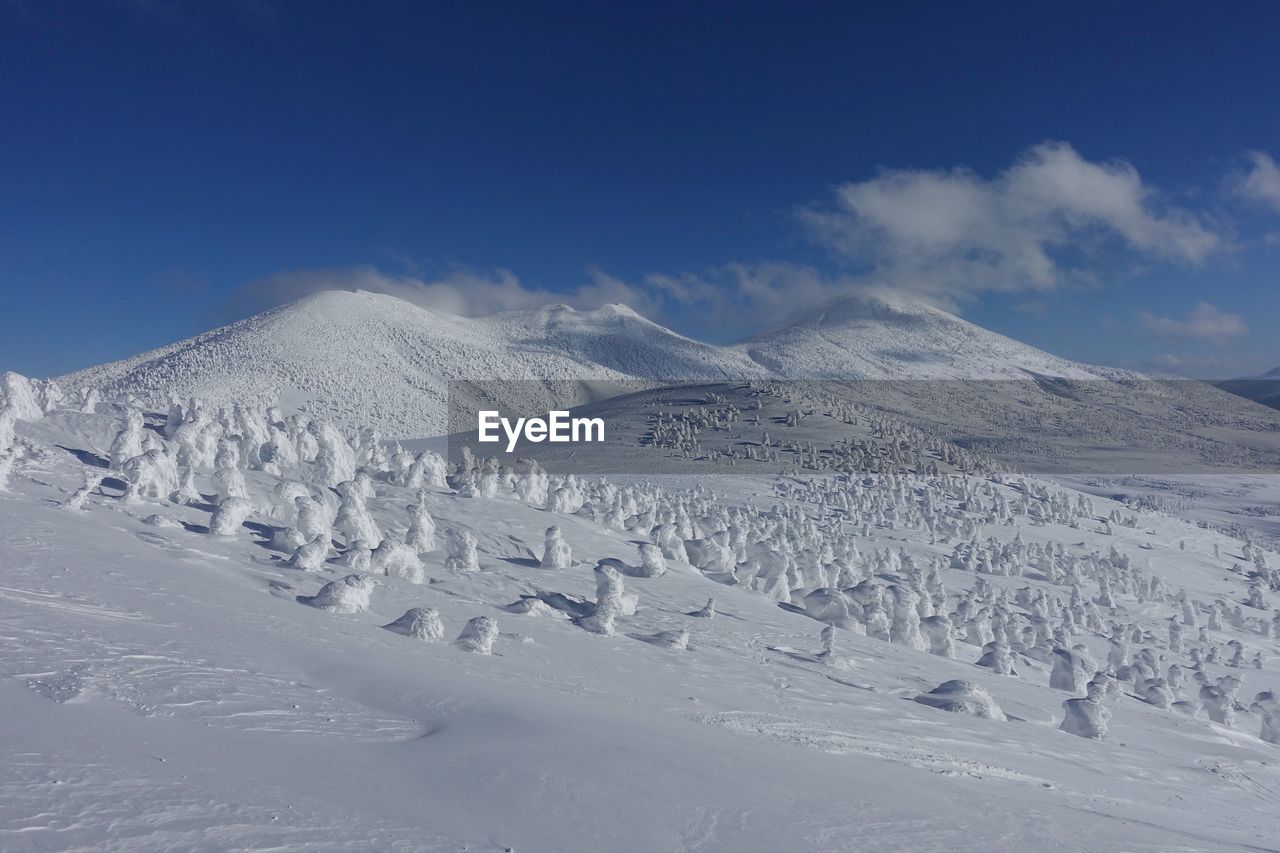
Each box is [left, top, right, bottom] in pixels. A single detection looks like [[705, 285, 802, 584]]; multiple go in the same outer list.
[[645, 261, 886, 337], [229, 264, 656, 319], [226, 142, 1238, 341], [1231, 151, 1280, 213], [1137, 302, 1247, 345], [799, 141, 1220, 298]]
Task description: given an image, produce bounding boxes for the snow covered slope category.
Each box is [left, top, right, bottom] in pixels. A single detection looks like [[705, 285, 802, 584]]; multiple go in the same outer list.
[[7, 394, 1280, 850], [62, 289, 1128, 437], [736, 291, 1108, 380]]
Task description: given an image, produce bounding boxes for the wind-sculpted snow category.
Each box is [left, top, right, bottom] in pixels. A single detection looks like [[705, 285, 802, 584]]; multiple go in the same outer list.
[[8, 389, 1280, 849]]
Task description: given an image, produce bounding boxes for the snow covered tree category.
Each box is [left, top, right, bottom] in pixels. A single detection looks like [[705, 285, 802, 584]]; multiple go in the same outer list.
[[540, 525, 572, 569], [444, 529, 480, 571], [1250, 690, 1280, 744], [404, 500, 437, 553], [915, 680, 1006, 720], [108, 409, 145, 470], [577, 563, 626, 635], [334, 481, 382, 548], [455, 615, 498, 654], [289, 534, 331, 571], [209, 496, 254, 536], [383, 607, 445, 641], [61, 469, 104, 510], [689, 597, 716, 618], [1060, 682, 1110, 739], [371, 540, 425, 584], [297, 574, 374, 613], [1050, 646, 1095, 693]]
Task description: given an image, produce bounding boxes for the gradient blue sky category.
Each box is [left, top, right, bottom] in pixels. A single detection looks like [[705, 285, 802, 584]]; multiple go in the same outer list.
[[3, 1, 1280, 377]]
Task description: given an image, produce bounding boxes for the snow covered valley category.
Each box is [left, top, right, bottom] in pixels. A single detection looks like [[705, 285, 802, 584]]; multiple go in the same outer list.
[[5, 366, 1280, 851]]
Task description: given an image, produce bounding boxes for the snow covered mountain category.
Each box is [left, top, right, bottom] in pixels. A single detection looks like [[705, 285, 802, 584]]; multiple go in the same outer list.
[[735, 291, 1106, 380], [62, 290, 761, 436], [63, 289, 1121, 437], [1216, 367, 1280, 411]]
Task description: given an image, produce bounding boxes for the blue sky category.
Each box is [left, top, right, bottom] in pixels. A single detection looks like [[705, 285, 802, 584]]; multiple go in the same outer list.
[[3, 1, 1280, 377]]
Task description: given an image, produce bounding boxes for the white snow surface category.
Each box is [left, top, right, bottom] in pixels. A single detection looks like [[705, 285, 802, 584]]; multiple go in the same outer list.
[[6, 399, 1280, 850]]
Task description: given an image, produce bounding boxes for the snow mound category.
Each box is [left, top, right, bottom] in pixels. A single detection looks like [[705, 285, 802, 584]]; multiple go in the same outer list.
[[297, 574, 375, 613], [382, 607, 445, 641], [913, 680, 1007, 720]]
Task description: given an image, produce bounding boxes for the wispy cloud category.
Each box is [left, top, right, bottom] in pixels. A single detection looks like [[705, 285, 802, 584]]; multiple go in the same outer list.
[[1230, 151, 1280, 213], [798, 141, 1221, 300], [1137, 302, 1247, 345], [227, 143, 1259, 346], [226, 264, 657, 321]]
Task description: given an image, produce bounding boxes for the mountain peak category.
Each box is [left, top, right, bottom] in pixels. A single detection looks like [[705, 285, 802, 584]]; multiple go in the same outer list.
[[737, 290, 1103, 380], [60, 287, 1111, 435]]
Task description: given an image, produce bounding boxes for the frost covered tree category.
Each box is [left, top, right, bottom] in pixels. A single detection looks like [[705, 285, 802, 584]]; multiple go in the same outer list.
[[636, 543, 667, 577], [513, 457, 549, 505], [211, 440, 249, 502], [0, 371, 43, 420], [404, 500, 437, 553], [338, 539, 373, 572], [289, 534, 331, 571], [1201, 676, 1241, 726], [371, 540, 425, 584], [803, 588, 855, 629], [0, 407, 15, 454], [444, 529, 480, 571], [1142, 679, 1175, 710], [294, 495, 331, 543], [817, 624, 837, 660], [334, 480, 382, 548], [653, 523, 689, 563], [887, 585, 927, 651], [915, 680, 1006, 720], [577, 563, 626, 635], [455, 615, 498, 654], [689, 597, 716, 618], [921, 614, 956, 658], [77, 386, 99, 414], [209, 496, 254, 536], [297, 574, 374, 613], [1050, 646, 1095, 693], [108, 409, 146, 470], [121, 448, 178, 503], [1250, 691, 1280, 744], [0, 446, 21, 491], [310, 420, 356, 487], [976, 639, 1016, 676], [383, 607, 445, 641], [62, 469, 104, 510], [1060, 681, 1110, 739], [539, 525, 573, 569]]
